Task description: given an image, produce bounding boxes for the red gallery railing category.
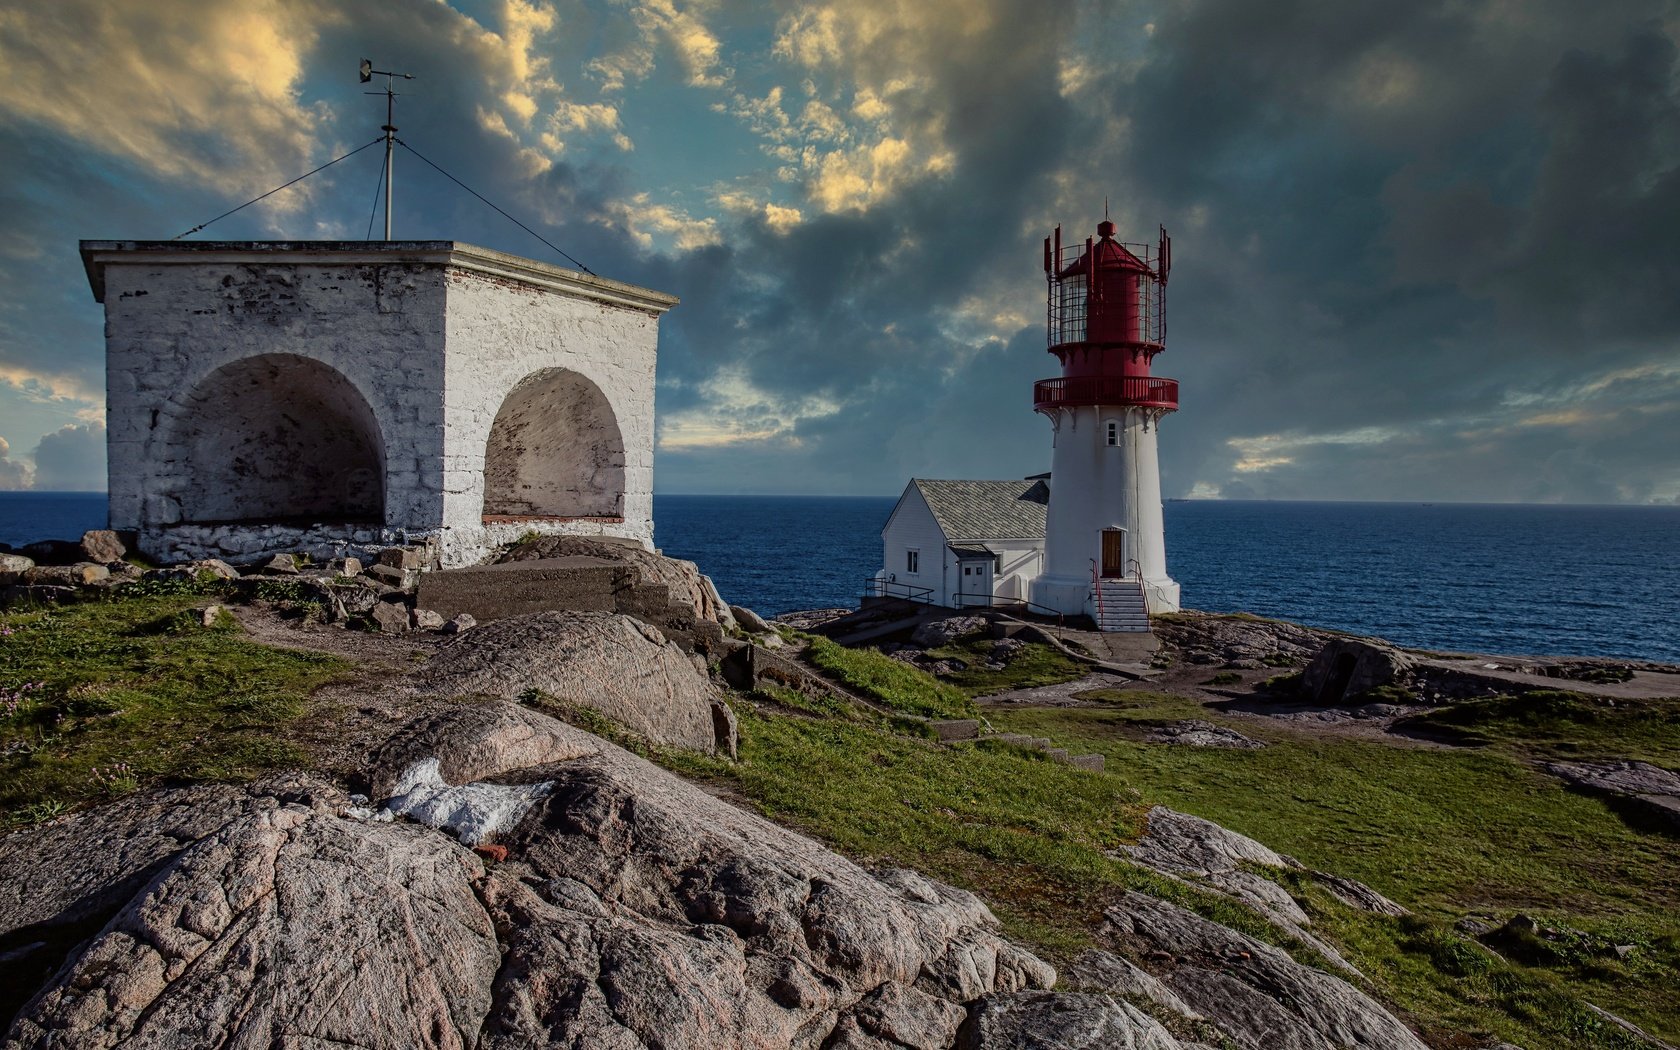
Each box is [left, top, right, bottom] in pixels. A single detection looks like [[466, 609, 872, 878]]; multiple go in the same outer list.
[[1032, 375, 1179, 412]]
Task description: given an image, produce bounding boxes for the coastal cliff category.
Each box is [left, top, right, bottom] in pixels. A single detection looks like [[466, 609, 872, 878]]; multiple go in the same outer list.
[[1, 540, 1677, 1048]]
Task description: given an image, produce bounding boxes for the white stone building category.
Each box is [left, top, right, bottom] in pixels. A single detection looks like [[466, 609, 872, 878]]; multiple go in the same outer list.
[[876, 478, 1049, 609], [80, 240, 676, 567]]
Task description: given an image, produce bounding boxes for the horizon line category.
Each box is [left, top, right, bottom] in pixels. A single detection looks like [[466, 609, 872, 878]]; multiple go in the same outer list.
[[2, 490, 1677, 509]]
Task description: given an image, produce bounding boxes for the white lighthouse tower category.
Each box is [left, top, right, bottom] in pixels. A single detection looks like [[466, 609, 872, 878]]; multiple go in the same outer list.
[[1030, 215, 1181, 624]]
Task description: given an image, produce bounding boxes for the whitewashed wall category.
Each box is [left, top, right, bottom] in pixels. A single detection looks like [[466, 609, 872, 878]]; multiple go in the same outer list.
[[439, 264, 659, 564], [86, 242, 674, 566], [880, 484, 948, 602], [880, 483, 1049, 609]]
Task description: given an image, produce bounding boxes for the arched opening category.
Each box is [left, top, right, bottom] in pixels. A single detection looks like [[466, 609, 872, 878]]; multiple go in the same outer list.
[[165, 354, 385, 525], [482, 368, 625, 520]]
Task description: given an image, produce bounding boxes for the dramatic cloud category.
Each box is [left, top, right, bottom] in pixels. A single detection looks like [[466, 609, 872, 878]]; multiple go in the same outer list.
[[0, 0, 1676, 501], [30, 423, 105, 492], [0, 436, 29, 489]]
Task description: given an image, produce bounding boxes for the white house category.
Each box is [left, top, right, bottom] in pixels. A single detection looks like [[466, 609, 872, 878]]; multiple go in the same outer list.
[[876, 478, 1049, 609]]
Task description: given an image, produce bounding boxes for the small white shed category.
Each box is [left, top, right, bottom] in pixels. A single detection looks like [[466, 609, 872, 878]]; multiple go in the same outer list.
[[875, 477, 1049, 609]]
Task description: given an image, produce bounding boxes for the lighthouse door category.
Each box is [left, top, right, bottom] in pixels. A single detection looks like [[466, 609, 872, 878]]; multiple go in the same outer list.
[[1101, 528, 1126, 578]]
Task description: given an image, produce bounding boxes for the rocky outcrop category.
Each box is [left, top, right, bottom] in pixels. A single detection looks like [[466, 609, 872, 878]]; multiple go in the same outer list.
[[413, 611, 725, 753], [148, 557, 240, 583], [1063, 949, 1204, 1022], [732, 604, 775, 634], [0, 785, 252, 1026], [957, 991, 1195, 1049], [0, 695, 1448, 1050], [1313, 872, 1409, 916], [1099, 892, 1429, 1050], [1301, 639, 1415, 704], [1544, 760, 1680, 832], [1145, 720, 1266, 749], [6, 784, 500, 1050], [0, 554, 32, 585], [912, 615, 991, 649], [77, 531, 128, 566], [3, 704, 1061, 1049], [1152, 614, 1329, 669], [401, 704, 1056, 1048], [1113, 807, 1366, 973], [20, 563, 108, 588]]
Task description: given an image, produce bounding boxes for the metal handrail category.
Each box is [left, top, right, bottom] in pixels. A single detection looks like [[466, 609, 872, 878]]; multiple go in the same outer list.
[[1033, 375, 1178, 411], [952, 590, 1066, 626], [863, 578, 935, 604]]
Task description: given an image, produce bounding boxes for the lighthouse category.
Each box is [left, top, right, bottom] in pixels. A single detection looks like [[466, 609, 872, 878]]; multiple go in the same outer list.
[[1030, 215, 1181, 622]]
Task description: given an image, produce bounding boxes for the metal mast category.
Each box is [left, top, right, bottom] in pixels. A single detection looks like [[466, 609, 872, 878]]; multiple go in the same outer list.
[[360, 59, 414, 240]]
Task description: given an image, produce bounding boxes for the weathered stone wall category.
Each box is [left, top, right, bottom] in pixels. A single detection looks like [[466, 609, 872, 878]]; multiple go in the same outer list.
[[164, 354, 387, 523], [88, 242, 673, 567], [101, 255, 449, 562], [438, 267, 658, 563]]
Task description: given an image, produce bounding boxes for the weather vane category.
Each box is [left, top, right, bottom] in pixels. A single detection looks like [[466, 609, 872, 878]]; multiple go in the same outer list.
[[361, 59, 415, 240]]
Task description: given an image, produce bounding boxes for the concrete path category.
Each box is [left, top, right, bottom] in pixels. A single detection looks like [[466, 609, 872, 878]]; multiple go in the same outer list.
[[1415, 659, 1680, 701]]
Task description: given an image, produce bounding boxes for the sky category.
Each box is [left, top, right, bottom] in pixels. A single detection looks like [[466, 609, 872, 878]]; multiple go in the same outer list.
[[1, 0, 1678, 502]]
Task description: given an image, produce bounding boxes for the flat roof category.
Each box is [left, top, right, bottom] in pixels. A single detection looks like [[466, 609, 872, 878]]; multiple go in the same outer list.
[[78, 239, 679, 314]]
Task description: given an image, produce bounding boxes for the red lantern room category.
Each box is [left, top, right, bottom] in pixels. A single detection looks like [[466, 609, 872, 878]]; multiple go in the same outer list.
[[1033, 217, 1179, 413]]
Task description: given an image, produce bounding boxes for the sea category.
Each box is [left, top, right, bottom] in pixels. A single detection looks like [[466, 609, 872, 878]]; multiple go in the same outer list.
[[3, 492, 1677, 664]]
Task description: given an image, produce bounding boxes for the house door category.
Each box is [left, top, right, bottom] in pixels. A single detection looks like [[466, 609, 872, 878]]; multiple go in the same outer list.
[[1101, 528, 1126, 578]]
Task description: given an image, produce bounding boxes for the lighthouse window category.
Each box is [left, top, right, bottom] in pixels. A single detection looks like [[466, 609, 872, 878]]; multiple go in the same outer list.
[[906, 549, 920, 574], [1106, 421, 1119, 446], [1057, 277, 1087, 343]]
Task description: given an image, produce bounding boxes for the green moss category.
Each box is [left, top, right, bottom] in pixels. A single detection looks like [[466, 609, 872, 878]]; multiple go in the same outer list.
[[1204, 671, 1243, 687], [921, 638, 1088, 697], [802, 637, 975, 719], [0, 593, 350, 824], [656, 706, 1301, 960], [987, 698, 1680, 1046], [1347, 683, 1418, 705], [1398, 690, 1680, 764], [750, 682, 856, 719]]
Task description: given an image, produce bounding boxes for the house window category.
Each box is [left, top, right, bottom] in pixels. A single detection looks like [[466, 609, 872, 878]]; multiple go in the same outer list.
[[906, 549, 919, 574], [1106, 421, 1119, 446]]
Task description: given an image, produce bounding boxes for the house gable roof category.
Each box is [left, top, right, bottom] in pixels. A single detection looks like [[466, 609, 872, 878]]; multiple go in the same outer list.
[[911, 478, 1049, 541]]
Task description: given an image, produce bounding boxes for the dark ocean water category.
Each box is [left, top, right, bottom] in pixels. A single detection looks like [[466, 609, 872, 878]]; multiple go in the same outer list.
[[663, 497, 1680, 664], [4, 492, 1676, 663]]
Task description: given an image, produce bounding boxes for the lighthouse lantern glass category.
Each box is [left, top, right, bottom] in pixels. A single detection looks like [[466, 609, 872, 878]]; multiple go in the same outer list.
[[1056, 275, 1087, 343]]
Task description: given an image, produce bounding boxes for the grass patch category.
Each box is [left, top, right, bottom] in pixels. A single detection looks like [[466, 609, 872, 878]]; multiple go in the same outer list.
[[802, 636, 975, 719], [1347, 683, 1418, 706], [1204, 671, 1243, 687], [921, 638, 1088, 697], [658, 706, 1303, 960], [1260, 671, 1304, 694], [0, 592, 350, 824], [748, 682, 857, 719], [987, 697, 1680, 1046], [1395, 690, 1680, 765], [1549, 666, 1637, 685]]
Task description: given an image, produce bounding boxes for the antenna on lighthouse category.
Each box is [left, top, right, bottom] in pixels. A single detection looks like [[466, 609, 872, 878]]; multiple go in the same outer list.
[[361, 59, 415, 240]]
